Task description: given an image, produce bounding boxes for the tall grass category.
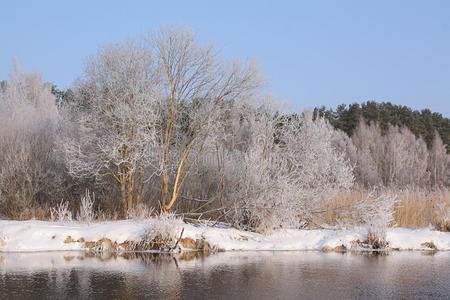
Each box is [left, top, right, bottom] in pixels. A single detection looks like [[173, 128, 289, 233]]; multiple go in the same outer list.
[[321, 188, 449, 231]]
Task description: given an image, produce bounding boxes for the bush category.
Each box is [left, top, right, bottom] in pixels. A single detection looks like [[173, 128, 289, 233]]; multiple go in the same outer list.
[[77, 190, 96, 224], [362, 193, 399, 248], [139, 213, 184, 251], [50, 200, 72, 222]]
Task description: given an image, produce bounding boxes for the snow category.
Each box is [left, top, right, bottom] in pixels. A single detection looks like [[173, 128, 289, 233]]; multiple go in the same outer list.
[[0, 220, 449, 252], [387, 227, 450, 250], [0, 220, 145, 252], [183, 225, 366, 251]]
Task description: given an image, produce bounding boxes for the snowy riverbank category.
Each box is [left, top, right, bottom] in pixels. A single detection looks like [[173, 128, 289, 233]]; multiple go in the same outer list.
[[0, 220, 449, 252]]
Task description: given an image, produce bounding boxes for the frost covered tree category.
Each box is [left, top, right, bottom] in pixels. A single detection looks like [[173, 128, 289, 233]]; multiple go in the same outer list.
[[62, 27, 262, 215], [394, 127, 429, 187], [229, 104, 354, 233], [149, 27, 262, 213], [0, 60, 59, 217], [351, 120, 432, 188], [351, 120, 383, 186], [429, 131, 448, 187], [61, 40, 160, 215]]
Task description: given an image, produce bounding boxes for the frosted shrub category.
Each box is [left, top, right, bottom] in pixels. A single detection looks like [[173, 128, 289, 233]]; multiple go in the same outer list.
[[50, 200, 72, 222], [230, 107, 354, 234], [126, 208, 137, 220], [362, 193, 399, 248], [78, 190, 95, 224], [140, 213, 184, 250], [127, 203, 155, 221]]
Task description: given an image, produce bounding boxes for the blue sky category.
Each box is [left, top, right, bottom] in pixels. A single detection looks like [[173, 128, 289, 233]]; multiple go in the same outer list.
[[1, 0, 449, 116]]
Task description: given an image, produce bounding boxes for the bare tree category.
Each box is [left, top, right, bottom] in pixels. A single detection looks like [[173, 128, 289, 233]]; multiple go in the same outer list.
[[383, 125, 411, 186], [351, 120, 383, 186], [62, 27, 262, 215], [395, 127, 429, 187], [148, 27, 262, 212], [352, 121, 433, 188], [429, 131, 448, 187]]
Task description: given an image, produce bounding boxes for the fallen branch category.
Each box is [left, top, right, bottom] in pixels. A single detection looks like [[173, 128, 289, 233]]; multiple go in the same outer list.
[[171, 227, 185, 251]]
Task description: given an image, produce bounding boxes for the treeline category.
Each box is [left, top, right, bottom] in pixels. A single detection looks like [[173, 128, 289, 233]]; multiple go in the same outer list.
[[312, 102, 449, 188], [314, 102, 450, 152], [0, 27, 448, 233]]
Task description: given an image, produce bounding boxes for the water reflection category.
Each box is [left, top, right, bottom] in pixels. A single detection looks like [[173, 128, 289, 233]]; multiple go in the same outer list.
[[0, 251, 448, 299]]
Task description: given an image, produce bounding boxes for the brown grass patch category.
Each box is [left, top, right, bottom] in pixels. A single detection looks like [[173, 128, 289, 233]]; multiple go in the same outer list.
[[4, 205, 51, 221], [83, 238, 118, 252], [320, 188, 449, 231], [420, 242, 437, 250], [64, 236, 76, 243], [322, 244, 346, 252], [180, 237, 211, 253]]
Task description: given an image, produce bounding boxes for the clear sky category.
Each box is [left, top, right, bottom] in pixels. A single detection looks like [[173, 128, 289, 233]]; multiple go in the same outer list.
[[1, 0, 449, 116]]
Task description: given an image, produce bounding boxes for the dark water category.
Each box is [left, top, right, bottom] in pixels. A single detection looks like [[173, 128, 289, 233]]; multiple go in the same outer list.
[[0, 251, 449, 299]]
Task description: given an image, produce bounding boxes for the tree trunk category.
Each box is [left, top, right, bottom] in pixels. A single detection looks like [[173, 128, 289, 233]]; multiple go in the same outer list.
[[127, 171, 134, 215], [160, 172, 168, 211], [120, 178, 127, 217], [136, 166, 143, 209]]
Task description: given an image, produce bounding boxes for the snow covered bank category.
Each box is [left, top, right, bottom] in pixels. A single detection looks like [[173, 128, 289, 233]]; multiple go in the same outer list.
[[185, 225, 450, 251], [0, 220, 449, 252], [0, 220, 146, 252]]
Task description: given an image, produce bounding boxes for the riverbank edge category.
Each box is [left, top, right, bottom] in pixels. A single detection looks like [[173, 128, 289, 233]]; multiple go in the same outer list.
[[0, 220, 449, 253]]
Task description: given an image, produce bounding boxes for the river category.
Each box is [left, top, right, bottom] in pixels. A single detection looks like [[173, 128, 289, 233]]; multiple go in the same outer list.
[[0, 251, 448, 299]]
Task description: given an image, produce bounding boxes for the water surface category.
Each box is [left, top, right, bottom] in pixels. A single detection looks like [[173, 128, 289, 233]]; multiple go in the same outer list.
[[0, 251, 448, 299]]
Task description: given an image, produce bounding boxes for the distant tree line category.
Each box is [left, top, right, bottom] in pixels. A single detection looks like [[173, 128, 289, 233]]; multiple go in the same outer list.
[[313, 101, 450, 153]]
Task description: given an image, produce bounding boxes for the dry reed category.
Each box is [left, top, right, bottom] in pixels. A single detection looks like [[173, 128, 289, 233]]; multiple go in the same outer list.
[[321, 188, 449, 231]]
